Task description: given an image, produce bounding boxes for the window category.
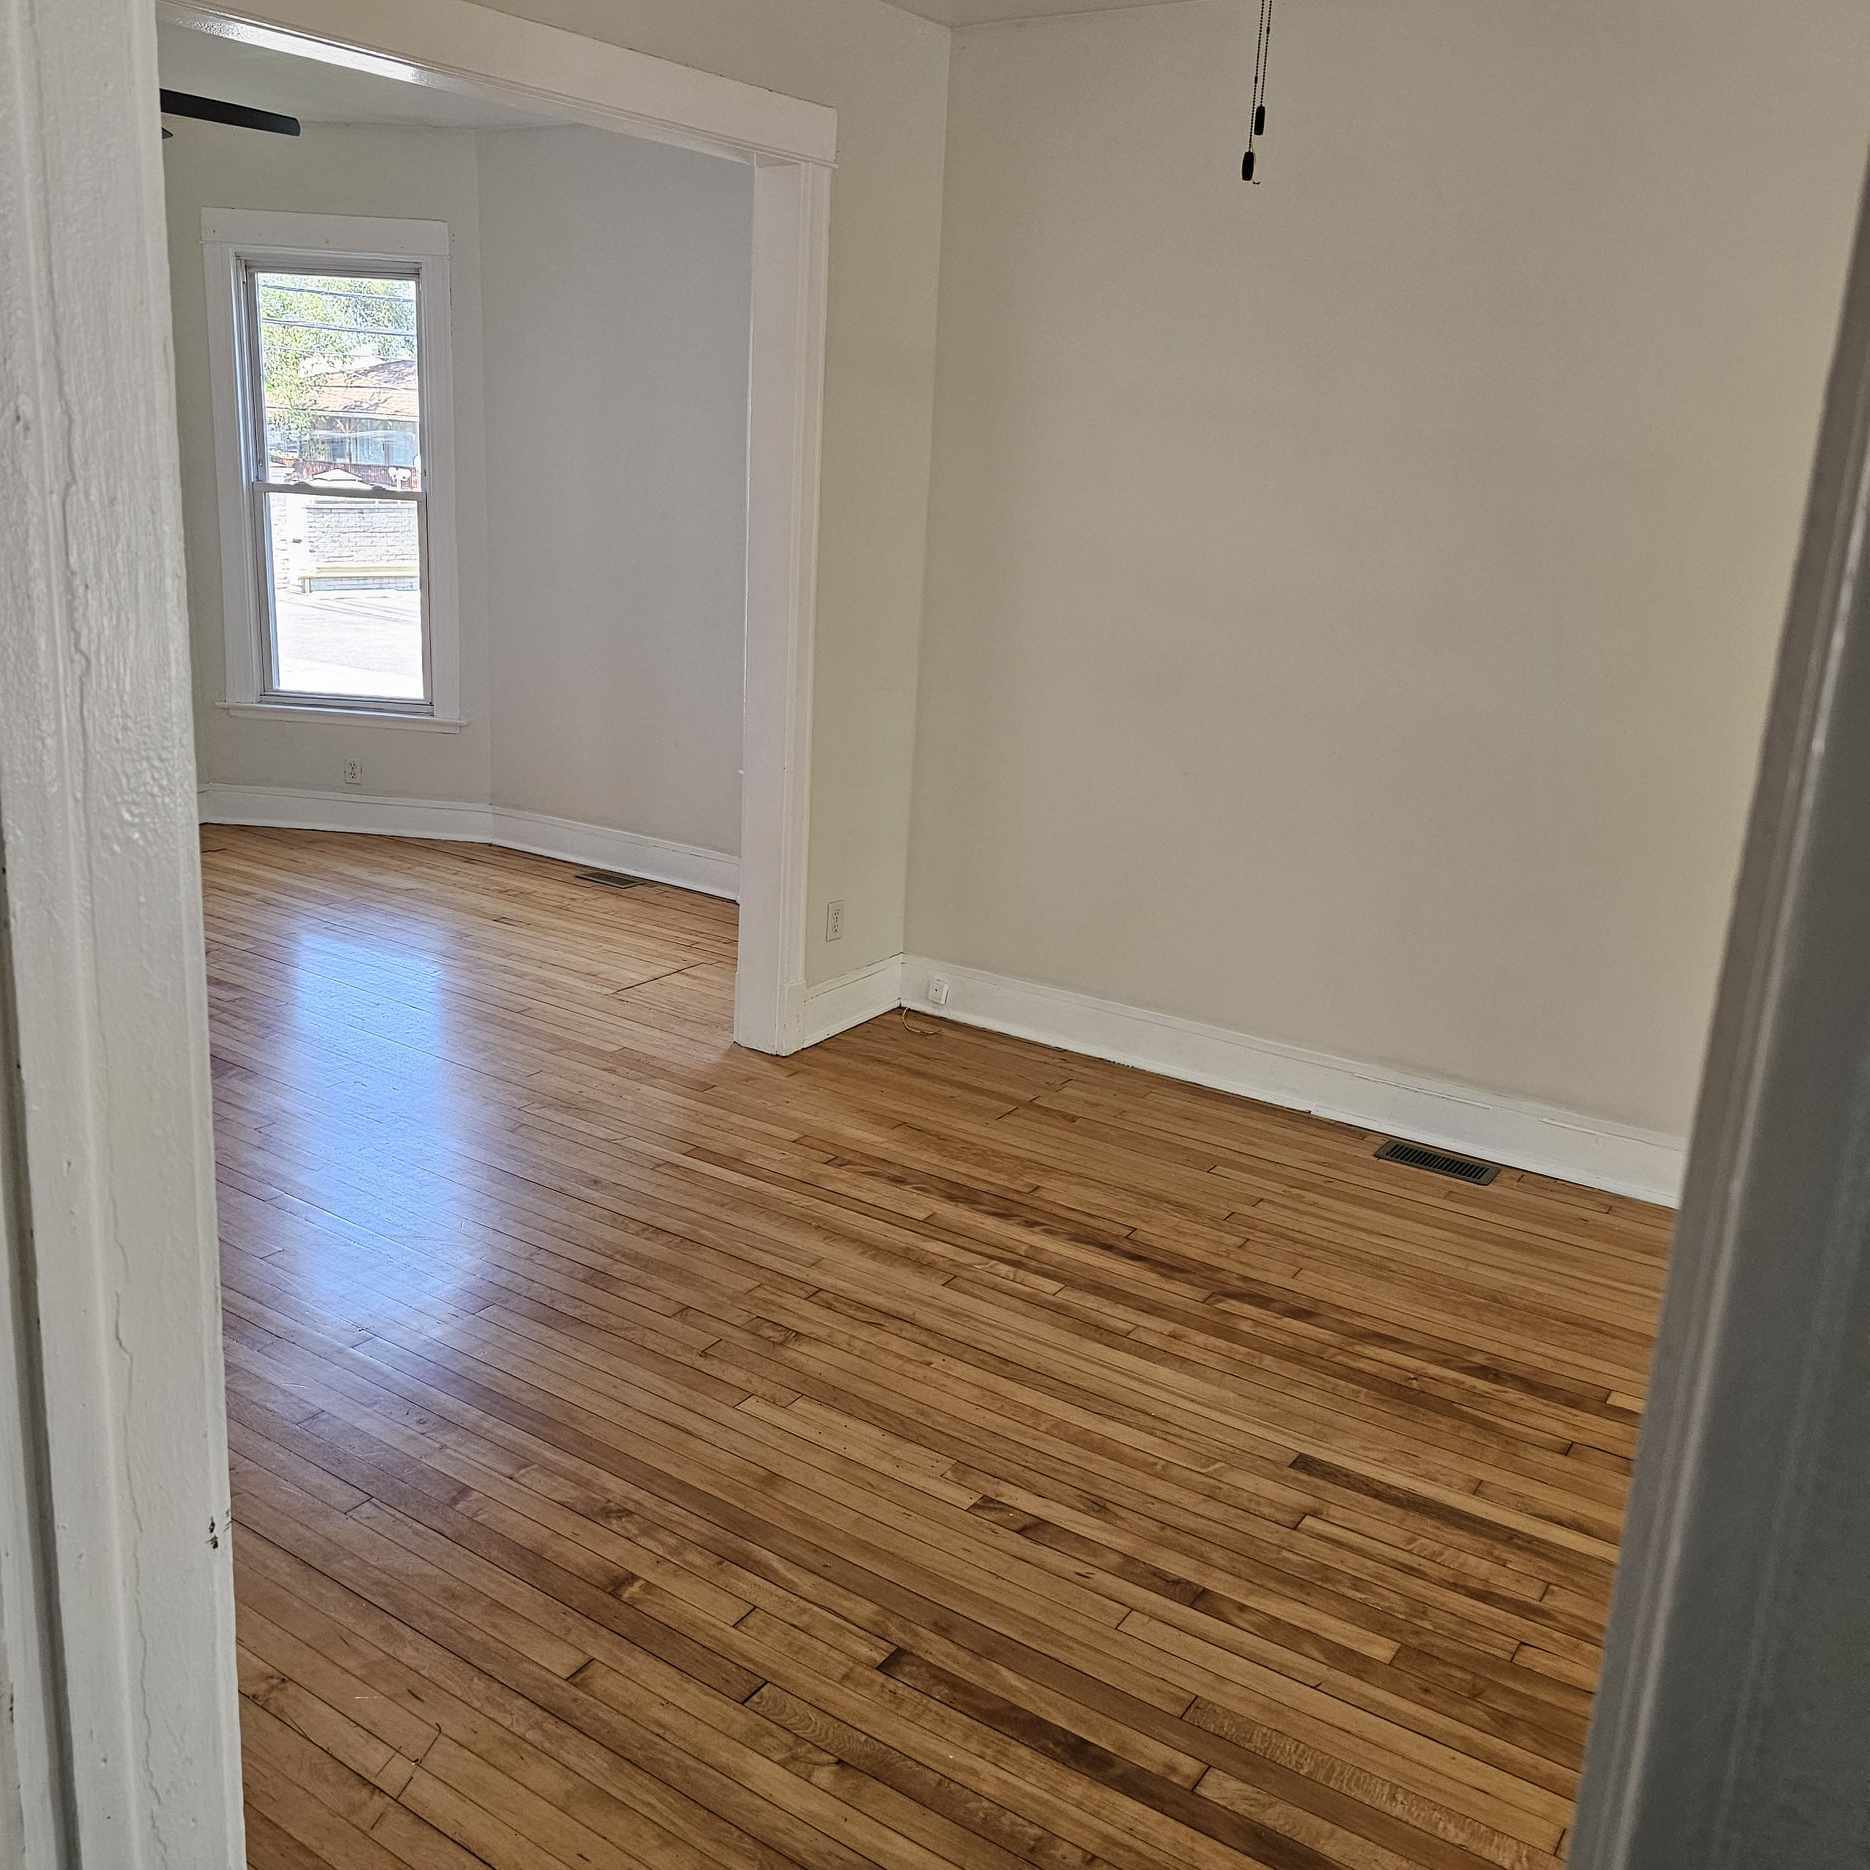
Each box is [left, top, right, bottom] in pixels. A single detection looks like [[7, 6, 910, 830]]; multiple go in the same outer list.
[[202, 212, 460, 723]]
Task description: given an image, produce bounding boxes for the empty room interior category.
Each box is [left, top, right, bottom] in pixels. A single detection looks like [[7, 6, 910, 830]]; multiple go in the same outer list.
[[5, 0, 1869, 1866]]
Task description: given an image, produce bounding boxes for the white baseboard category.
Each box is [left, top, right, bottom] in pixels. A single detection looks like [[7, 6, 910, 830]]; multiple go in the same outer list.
[[492, 806, 738, 900], [899, 955, 1686, 1206], [198, 783, 739, 901], [795, 954, 905, 1049], [189, 795, 1686, 1203], [199, 782, 489, 842]]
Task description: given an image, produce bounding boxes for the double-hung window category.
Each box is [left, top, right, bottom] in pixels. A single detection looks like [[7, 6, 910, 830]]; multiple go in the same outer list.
[[202, 211, 460, 723]]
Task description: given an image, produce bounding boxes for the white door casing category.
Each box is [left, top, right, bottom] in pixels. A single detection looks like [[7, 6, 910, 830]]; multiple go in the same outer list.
[[0, 0, 243, 1860]]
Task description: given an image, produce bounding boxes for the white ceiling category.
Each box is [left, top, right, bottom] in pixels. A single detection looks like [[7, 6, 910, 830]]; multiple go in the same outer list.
[[882, 0, 1192, 24], [156, 23, 561, 131]]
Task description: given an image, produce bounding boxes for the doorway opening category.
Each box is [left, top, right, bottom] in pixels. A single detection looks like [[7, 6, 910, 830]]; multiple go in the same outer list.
[[161, 0, 833, 1056]]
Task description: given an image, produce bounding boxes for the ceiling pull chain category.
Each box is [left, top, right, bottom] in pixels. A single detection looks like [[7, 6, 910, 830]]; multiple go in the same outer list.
[[1242, 0, 1275, 184]]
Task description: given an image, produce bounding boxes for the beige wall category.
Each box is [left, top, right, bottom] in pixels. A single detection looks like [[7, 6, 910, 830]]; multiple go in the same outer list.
[[478, 128, 751, 854], [164, 120, 497, 806], [907, 0, 1869, 1134]]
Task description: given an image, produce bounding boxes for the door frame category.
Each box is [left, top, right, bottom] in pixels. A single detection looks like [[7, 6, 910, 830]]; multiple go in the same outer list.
[[1, 0, 246, 1855], [160, 0, 838, 1057], [1569, 154, 1870, 1868]]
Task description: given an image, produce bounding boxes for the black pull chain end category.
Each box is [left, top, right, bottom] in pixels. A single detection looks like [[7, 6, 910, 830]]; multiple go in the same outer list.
[[1245, 0, 1274, 187]]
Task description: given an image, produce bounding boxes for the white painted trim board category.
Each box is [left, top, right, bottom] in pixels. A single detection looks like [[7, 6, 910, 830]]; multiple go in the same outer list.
[[1, 0, 245, 1856], [199, 783, 739, 900], [797, 954, 905, 1048], [899, 956, 1686, 1206]]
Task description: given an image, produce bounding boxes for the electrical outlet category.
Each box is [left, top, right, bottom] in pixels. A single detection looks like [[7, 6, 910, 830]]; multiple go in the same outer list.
[[825, 899, 845, 943], [343, 759, 365, 788], [928, 976, 951, 1008]]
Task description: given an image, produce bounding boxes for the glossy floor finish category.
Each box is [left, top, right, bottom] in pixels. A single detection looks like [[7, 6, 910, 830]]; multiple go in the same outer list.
[[203, 826, 1671, 1870]]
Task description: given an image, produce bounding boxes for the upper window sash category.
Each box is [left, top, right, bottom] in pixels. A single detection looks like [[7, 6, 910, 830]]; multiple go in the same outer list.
[[239, 259, 426, 496]]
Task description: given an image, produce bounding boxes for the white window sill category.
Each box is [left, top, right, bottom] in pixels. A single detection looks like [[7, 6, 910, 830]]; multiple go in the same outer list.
[[219, 702, 466, 734]]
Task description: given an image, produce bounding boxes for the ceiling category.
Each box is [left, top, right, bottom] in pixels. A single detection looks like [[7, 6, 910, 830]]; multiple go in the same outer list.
[[156, 22, 561, 131], [882, 0, 1192, 24]]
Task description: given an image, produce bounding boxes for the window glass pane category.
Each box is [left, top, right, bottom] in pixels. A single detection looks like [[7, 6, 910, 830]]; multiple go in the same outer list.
[[253, 270, 422, 491], [264, 490, 425, 701]]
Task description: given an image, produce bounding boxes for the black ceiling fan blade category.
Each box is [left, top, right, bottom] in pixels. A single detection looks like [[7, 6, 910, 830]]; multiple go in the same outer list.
[[159, 88, 301, 137]]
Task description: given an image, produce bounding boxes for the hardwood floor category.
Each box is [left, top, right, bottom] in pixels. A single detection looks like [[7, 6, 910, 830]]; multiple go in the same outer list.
[[202, 825, 1670, 1870]]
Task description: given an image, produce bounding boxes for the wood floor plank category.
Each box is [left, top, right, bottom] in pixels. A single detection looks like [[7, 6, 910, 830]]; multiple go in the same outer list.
[[203, 828, 1671, 1869]]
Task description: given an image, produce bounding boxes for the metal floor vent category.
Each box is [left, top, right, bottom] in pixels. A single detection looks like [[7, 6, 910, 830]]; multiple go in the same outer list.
[[574, 869, 647, 890], [1374, 1139, 1500, 1185]]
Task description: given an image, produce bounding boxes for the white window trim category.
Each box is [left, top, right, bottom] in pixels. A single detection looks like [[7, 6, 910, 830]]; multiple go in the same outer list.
[[201, 207, 463, 723]]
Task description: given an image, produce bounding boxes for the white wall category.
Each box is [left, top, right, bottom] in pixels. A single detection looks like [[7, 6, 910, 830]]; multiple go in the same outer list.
[[164, 120, 497, 806], [907, 0, 1870, 1137], [478, 129, 751, 854]]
